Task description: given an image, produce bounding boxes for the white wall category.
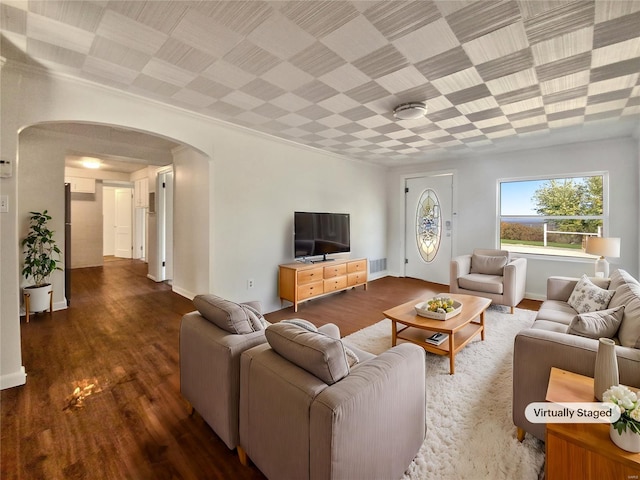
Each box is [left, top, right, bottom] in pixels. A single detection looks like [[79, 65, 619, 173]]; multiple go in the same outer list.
[[0, 64, 387, 389], [210, 127, 387, 310], [387, 137, 640, 299], [171, 147, 210, 299], [16, 128, 67, 310], [68, 183, 104, 268]]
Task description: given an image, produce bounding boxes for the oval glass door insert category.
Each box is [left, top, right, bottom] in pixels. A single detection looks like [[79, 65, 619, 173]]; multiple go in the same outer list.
[[416, 188, 441, 262]]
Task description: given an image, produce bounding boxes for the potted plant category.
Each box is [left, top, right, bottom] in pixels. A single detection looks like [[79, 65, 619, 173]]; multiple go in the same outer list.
[[21, 210, 62, 313]]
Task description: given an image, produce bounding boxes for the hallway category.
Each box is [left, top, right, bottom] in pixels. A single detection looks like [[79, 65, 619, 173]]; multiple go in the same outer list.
[[1, 259, 264, 480]]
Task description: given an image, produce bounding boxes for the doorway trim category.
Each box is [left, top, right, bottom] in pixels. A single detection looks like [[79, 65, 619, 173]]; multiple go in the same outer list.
[[156, 166, 174, 283]]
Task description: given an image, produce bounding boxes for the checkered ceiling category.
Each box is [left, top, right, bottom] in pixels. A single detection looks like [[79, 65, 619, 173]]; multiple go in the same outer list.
[[2, 1, 639, 166]]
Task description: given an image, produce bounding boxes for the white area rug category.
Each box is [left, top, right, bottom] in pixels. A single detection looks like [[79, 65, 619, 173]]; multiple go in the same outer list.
[[343, 306, 545, 480]]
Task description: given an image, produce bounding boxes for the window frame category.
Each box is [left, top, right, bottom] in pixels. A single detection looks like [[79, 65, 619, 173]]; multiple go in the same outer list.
[[497, 171, 610, 261]]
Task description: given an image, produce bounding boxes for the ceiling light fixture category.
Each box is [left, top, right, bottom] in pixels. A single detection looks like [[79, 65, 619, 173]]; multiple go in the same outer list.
[[393, 102, 427, 120], [81, 157, 102, 169]]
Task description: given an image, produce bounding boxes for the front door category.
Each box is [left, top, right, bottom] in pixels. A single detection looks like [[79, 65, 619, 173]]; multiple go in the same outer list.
[[405, 174, 453, 285]]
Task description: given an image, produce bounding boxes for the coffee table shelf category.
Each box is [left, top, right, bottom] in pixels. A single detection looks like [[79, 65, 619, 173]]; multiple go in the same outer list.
[[384, 294, 491, 374], [396, 322, 483, 355]]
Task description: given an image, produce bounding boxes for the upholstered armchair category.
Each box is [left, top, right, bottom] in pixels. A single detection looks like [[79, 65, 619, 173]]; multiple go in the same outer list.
[[450, 248, 527, 314], [238, 322, 426, 480], [179, 295, 269, 450]]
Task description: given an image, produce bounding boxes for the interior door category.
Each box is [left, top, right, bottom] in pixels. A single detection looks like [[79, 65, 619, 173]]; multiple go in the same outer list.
[[134, 207, 146, 260], [115, 188, 133, 258], [405, 174, 453, 285], [103, 187, 116, 256]]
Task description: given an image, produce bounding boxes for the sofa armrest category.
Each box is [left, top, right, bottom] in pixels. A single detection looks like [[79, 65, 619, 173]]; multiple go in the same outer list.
[[450, 254, 472, 292], [546, 276, 581, 301], [503, 257, 527, 306], [310, 343, 426, 480], [180, 312, 267, 449], [513, 328, 640, 440]]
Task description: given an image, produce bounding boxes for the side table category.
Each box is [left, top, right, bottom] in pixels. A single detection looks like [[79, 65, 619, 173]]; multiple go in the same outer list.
[[545, 367, 640, 479]]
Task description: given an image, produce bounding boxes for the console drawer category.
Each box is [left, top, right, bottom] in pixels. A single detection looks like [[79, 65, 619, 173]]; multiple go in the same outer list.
[[348, 272, 366, 286], [324, 276, 348, 292], [298, 267, 323, 285], [298, 281, 323, 300], [347, 260, 366, 273], [324, 264, 347, 279]]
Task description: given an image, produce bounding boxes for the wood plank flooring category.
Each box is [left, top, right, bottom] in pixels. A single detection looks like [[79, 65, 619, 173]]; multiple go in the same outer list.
[[1, 259, 540, 479]]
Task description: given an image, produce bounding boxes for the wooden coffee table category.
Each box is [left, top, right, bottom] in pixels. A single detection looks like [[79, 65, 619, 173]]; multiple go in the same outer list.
[[383, 294, 491, 374]]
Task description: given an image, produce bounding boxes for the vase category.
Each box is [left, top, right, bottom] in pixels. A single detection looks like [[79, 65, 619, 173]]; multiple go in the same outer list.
[[610, 425, 640, 453], [594, 337, 619, 401]]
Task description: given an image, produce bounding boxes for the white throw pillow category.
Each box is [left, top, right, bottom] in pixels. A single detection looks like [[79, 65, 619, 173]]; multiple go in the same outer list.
[[567, 275, 615, 314]]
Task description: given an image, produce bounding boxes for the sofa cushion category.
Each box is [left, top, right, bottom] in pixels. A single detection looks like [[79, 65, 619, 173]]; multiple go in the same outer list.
[[470, 254, 508, 275], [193, 295, 266, 334], [609, 280, 640, 349], [608, 269, 639, 292], [566, 306, 625, 339], [458, 274, 504, 294], [535, 300, 579, 326], [265, 323, 350, 385], [281, 320, 360, 367], [531, 319, 571, 334], [567, 275, 615, 313]]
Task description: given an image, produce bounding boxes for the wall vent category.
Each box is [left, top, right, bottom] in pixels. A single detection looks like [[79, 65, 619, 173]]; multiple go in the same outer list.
[[370, 258, 387, 274]]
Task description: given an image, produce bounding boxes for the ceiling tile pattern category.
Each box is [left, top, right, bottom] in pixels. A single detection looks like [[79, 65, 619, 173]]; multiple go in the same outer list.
[[1, 0, 639, 165]]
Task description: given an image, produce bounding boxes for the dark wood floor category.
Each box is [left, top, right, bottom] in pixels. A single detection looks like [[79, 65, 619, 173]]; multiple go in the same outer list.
[[1, 259, 540, 479]]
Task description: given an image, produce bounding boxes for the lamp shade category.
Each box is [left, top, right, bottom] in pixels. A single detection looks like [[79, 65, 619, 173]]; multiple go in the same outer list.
[[585, 237, 621, 258]]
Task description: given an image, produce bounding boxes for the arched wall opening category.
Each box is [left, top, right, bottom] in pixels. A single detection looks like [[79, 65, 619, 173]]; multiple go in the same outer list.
[[0, 66, 220, 388], [17, 121, 212, 310]]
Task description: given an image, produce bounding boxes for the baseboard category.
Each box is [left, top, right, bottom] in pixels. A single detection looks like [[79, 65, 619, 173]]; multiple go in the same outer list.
[[368, 271, 389, 281], [147, 274, 158, 282], [172, 285, 195, 300], [0, 366, 27, 390], [54, 300, 68, 311], [525, 292, 546, 301]]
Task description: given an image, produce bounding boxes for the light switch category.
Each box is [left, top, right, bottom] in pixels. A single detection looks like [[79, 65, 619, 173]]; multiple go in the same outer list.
[[0, 195, 8, 213]]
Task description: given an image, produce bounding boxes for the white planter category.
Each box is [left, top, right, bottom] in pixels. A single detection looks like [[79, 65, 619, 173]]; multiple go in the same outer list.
[[610, 424, 640, 453], [24, 284, 52, 313]]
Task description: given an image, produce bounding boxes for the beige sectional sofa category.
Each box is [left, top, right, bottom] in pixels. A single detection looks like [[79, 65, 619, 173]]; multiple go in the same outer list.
[[181, 296, 427, 479], [513, 269, 640, 441], [238, 322, 427, 480]]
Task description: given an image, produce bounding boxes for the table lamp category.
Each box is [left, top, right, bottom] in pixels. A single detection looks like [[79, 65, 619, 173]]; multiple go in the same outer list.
[[585, 237, 620, 278]]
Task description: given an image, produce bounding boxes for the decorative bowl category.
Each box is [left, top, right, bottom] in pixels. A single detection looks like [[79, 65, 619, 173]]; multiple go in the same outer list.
[[415, 299, 462, 320]]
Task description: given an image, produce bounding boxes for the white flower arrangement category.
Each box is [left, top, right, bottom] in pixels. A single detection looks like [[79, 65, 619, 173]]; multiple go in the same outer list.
[[603, 385, 640, 435]]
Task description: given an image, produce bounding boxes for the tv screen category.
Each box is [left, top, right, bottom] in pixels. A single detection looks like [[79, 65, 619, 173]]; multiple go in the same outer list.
[[294, 212, 350, 259]]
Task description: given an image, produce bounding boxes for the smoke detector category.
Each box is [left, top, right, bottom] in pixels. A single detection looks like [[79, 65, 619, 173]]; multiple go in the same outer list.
[[393, 102, 427, 120]]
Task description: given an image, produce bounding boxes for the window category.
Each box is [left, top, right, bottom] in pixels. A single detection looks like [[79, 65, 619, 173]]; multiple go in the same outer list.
[[499, 175, 606, 258], [415, 188, 441, 262]]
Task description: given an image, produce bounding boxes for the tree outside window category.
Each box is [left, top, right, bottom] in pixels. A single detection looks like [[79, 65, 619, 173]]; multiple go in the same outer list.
[[500, 175, 605, 257]]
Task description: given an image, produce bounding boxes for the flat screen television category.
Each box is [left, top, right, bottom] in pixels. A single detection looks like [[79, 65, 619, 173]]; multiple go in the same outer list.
[[294, 212, 350, 261]]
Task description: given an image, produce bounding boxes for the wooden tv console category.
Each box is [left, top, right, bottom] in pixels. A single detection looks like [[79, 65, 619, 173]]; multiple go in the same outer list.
[[278, 258, 368, 312]]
